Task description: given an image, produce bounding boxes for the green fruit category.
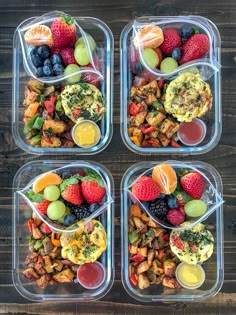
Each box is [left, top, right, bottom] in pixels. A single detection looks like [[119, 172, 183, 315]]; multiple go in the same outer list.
[[74, 45, 90, 66], [75, 34, 96, 51], [43, 185, 60, 201], [160, 57, 178, 73], [184, 200, 207, 217], [47, 200, 66, 221], [57, 207, 71, 224], [64, 64, 81, 84], [141, 48, 159, 69]]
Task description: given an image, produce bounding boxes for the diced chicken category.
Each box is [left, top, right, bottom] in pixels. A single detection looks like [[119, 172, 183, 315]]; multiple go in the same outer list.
[[43, 119, 67, 134], [41, 136, 61, 148]]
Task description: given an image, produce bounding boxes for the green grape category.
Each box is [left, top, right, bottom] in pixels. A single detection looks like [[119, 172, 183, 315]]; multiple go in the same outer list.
[[141, 48, 159, 69], [184, 200, 207, 217], [74, 45, 90, 66], [47, 200, 66, 221], [64, 64, 81, 84], [43, 185, 60, 201], [75, 34, 96, 51], [57, 207, 71, 224], [160, 57, 178, 73]]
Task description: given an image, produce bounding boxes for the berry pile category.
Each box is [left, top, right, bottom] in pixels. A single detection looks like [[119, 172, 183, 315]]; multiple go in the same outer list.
[[132, 24, 210, 74]]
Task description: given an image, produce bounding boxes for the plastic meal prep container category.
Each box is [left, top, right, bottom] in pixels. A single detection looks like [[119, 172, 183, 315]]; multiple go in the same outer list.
[[12, 14, 114, 155], [120, 16, 222, 155], [12, 160, 114, 302], [120, 161, 224, 302]]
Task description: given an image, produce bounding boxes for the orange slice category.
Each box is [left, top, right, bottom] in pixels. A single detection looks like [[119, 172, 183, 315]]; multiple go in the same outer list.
[[33, 172, 62, 193], [152, 164, 177, 194], [24, 25, 53, 47], [134, 25, 164, 49]]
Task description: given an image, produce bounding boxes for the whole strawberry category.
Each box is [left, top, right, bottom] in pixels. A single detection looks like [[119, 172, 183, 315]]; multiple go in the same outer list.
[[180, 172, 205, 199], [51, 14, 76, 49], [160, 29, 181, 55], [34, 198, 51, 215], [81, 180, 106, 204], [60, 176, 83, 205], [132, 176, 161, 201], [179, 34, 209, 65], [60, 47, 77, 65]]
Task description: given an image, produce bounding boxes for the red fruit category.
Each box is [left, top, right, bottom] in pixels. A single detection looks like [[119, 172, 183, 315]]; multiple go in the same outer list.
[[51, 14, 76, 49], [132, 176, 161, 201], [60, 47, 76, 65], [61, 184, 83, 205], [167, 209, 185, 226], [154, 48, 162, 67], [82, 58, 101, 87], [160, 29, 181, 55], [179, 34, 210, 65], [171, 235, 185, 250], [51, 47, 60, 55], [34, 199, 51, 215], [140, 69, 157, 82], [81, 180, 106, 204], [180, 172, 205, 199]]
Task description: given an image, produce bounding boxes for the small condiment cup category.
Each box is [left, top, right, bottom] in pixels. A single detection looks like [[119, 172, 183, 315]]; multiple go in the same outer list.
[[175, 262, 206, 290], [76, 261, 106, 290], [71, 119, 101, 148], [177, 118, 207, 146]]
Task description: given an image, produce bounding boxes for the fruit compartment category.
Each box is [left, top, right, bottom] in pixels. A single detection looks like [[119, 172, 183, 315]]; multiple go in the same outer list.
[[13, 160, 114, 301], [17, 11, 103, 84], [17, 161, 114, 233], [121, 160, 224, 302], [12, 15, 113, 155], [130, 16, 221, 79], [123, 160, 224, 230], [120, 15, 221, 155]]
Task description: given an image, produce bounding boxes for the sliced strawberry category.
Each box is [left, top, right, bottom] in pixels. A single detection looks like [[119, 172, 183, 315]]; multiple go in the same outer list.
[[180, 171, 205, 199], [131, 176, 161, 201]]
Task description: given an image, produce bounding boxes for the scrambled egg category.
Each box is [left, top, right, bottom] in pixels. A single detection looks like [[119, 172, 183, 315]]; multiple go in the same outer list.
[[60, 219, 107, 265], [164, 72, 213, 122], [170, 222, 214, 264], [61, 83, 105, 123]]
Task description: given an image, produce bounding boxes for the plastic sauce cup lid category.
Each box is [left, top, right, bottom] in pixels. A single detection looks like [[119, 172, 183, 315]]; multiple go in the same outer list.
[[177, 118, 207, 146], [71, 120, 101, 148], [76, 261, 106, 289]]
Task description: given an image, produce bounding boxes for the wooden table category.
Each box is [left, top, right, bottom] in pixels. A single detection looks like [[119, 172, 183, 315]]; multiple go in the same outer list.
[[1, 0, 236, 314]]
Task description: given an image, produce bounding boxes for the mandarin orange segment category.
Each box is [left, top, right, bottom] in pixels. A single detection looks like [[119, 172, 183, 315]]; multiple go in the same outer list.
[[134, 25, 164, 49], [151, 164, 177, 194], [24, 25, 53, 47], [32, 172, 62, 193]]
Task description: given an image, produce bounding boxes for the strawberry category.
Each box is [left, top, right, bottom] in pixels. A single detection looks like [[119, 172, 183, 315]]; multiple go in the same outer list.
[[160, 29, 181, 55], [131, 176, 161, 201], [51, 14, 76, 49], [180, 172, 205, 199], [34, 199, 51, 215], [60, 176, 83, 205], [82, 57, 101, 87], [81, 180, 106, 204], [60, 47, 77, 65], [178, 34, 209, 65]]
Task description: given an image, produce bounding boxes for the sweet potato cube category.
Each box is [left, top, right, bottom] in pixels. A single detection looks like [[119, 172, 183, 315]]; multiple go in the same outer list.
[[129, 205, 142, 218]]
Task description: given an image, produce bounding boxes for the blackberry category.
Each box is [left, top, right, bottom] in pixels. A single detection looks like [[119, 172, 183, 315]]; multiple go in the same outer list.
[[148, 199, 169, 221], [70, 203, 91, 220]]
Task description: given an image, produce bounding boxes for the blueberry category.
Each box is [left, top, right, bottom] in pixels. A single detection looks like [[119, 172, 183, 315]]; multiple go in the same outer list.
[[181, 25, 193, 39], [31, 54, 44, 67], [172, 47, 181, 61], [159, 194, 166, 200], [60, 171, 72, 179], [167, 196, 178, 209], [89, 203, 100, 213], [64, 214, 76, 226], [37, 45, 51, 59], [44, 58, 51, 67], [36, 67, 44, 77], [53, 63, 64, 76], [51, 54, 62, 65], [43, 64, 53, 76], [30, 47, 38, 57], [134, 62, 143, 74]]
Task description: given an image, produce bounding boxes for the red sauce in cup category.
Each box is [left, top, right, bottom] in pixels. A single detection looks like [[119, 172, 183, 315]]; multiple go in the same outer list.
[[77, 262, 105, 289], [177, 118, 206, 146]]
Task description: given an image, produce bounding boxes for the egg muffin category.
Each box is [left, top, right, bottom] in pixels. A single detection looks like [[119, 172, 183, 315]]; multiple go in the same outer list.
[[164, 72, 213, 122]]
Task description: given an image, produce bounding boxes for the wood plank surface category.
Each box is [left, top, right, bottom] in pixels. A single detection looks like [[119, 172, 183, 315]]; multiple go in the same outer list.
[[0, 0, 236, 314]]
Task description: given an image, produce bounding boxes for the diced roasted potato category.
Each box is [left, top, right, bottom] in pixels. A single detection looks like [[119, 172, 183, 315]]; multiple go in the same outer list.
[[145, 93, 157, 105], [137, 261, 150, 274], [52, 268, 74, 283], [129, 205, 142, 218], [130, 111, 147, 127], [153, 227, 164, 237], [165, 123, 180, 139], [23, 268, 39, 281], [41, 136, 61, 148], [36, 274, 49, 289], [43, 255, 53, 273], [138, 274, 150, 290], [149, 130, 159, 138], [146, 111, 166, 126], [52, 259, 64, 272], [163, 276, 181, 289], [163, 259, 176, 276], [133, 216, 145, 229], [43, 119, 67, 134], [139, 80, 158, 95], [130, 86, 137, 97], [152, 261, 164, 275], [129, 244, 138, 255], [159, 119, 175, 134], [132, 128, 143, 137], [157, 132, 170, 147], [27, 79, 45, 94], [147, 217, 160, 228], [147, 249, 154, 266], [138, 246, 147, 257]]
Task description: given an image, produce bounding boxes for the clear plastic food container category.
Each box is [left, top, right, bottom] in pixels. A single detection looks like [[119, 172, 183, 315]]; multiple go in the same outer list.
[[121, 161, 224, 302], [12, 12, 114, 155], [12, 160, 114, 301], [120, 16, 221, 155]]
